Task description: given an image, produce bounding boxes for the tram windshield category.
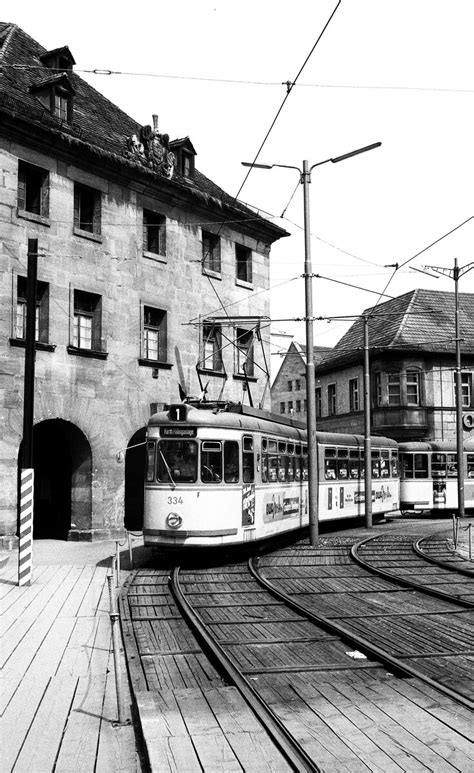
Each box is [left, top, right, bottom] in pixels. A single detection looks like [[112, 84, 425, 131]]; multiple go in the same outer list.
[[157, 440, 198, 483]]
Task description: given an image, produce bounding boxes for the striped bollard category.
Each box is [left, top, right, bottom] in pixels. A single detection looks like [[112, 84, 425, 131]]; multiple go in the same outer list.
[[18, 468, 34, 586]]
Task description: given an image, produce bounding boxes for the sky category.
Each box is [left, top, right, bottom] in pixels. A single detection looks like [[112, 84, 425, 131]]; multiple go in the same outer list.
[[7, 1, 474, 377]]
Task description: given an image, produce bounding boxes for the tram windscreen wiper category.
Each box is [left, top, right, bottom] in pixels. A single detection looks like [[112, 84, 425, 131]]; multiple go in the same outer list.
[[159, 450, 176, 489]]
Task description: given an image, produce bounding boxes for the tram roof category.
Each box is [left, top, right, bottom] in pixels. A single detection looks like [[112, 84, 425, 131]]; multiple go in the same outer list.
[[148, 402, 397, 447], [398, 439, 474, 452]]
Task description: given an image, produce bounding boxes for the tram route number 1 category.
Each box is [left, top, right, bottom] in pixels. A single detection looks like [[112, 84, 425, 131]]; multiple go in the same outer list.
[[167, 496, 184, 505]]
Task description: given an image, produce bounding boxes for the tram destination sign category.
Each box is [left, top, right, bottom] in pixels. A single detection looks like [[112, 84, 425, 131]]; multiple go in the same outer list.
[[160, 427, 197, 438]]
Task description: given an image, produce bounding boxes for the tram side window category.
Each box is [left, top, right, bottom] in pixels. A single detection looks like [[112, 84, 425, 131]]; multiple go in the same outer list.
[[158, 440, 197, 483], [261, 438, 268, 482], [278, 442, 287, 481], [414, 453, 428, 478], [380, 450, 390, 478], [371, 451, 380, 478], [325, 448, 337, 480], [301, 447, 308, 481], [337, 449, 349, 479], [467, 454, 474, 478], [201, 441, 222, 483], [294, 445, 302, 481], [401, 453, 413, 479], [447, 454, 457, 477], [242, 436, 254, 483], [391, 451, 399, 478], [349, 450, 360, 479], [431, 453, 446, 477], [224, 441, 240, 483]]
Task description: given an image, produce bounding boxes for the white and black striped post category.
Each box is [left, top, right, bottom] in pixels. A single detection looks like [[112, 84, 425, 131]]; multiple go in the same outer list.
[[18, 238, 37, 587]]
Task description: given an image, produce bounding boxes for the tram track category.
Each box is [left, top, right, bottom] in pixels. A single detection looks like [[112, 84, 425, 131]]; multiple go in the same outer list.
[[122, 532, 474, 771], [352, 533, 474, 602]]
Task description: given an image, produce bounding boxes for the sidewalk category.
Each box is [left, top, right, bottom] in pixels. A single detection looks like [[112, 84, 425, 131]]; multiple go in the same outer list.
[[0, 536, 148, 773]]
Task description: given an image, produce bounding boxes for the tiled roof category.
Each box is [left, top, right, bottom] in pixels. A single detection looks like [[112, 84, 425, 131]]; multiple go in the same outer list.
[[316, 289, 474, 370], [0, 22, 287, 240]]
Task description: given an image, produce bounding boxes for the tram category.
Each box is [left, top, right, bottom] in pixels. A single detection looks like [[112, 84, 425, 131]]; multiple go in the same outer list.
[[143, 401, 400, 548], [399, 439, 474, 515]]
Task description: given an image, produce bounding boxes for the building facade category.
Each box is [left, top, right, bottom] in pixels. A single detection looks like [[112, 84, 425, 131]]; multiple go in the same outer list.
[[271, 342, 332, 422], [310, 290, 474, 442], [0, 24, 287, 544]]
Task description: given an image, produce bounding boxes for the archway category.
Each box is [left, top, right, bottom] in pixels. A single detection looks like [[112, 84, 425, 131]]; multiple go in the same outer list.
[[19, 419, 92, 539], [124, 427, 146, 531]]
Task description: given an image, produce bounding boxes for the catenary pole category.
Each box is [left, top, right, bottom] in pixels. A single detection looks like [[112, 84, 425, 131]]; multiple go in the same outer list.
[[18, 238, 37, 586]]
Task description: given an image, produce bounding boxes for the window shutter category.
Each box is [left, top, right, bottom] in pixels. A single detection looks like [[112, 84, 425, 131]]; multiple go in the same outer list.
[[18, 166, 26, 211], [160, 219, 166, 256], [143, 215, 148, 251], [159, 311, 167, 362], [40, 173, 49, 217], [93, 193, 101, 235], [73, 187, 80, 229], [92, 296, 102, 351]]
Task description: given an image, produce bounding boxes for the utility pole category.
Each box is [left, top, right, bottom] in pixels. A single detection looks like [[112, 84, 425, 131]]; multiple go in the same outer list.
[[18, 238, 38, 585], [425, 259, 474, 518], [363, 315, 373, 528], [242, 141, 381, 546]]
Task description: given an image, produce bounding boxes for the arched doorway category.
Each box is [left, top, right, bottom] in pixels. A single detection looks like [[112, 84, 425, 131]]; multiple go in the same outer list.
[[19, 419, 92, 539], [124, 427, 146, 531]]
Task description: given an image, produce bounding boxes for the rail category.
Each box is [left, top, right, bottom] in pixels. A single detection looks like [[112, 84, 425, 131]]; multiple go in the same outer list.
[[169, 565, 320, 773]]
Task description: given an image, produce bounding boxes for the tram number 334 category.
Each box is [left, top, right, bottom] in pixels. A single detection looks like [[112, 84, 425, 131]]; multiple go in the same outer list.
[[167, 496, 184, 505]]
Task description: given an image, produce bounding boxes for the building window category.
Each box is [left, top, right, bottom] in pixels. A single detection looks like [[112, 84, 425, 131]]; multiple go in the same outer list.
[[280, 402, 285, 414], [143, 210, 166, 256], [54, 91, 69, 120], [235, 244, 252, 284], [201, 324, 223, 371], [315, 387, 322, 418], [288, 401, 293, 414], [73, 290, 102, 350], [18, 161, 49, 217], [295, 379, 301, 391], [143, 306, 167, 362], [461, 373, 472, 408], [235, 328, 254, 376], [15, 276, 49, 343], [296, 399, 301, 413], [406, 370, 420, 405], [349, 378, 359, 412], [387, 372, 401, 406], [74, 183, 101, 235], [328, 384, 336, 416], [288, 380, 293, 391], [202, 231, 221, 274]]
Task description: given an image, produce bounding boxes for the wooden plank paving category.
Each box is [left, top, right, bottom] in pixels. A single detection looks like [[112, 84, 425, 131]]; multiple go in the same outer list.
[[0, 550, 143, 772]]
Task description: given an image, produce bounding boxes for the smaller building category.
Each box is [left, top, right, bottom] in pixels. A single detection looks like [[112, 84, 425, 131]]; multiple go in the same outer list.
[[312, 289, 474, 442], [271, 341, 332, 422]]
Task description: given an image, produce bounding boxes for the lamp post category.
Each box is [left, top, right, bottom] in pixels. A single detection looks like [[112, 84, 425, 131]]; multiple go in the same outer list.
[[425, 259, 474, 518], [242, 142, 381, 545]]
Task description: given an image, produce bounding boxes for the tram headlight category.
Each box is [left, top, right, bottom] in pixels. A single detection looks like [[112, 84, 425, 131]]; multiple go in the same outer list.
[[166, 512, 183, 530]]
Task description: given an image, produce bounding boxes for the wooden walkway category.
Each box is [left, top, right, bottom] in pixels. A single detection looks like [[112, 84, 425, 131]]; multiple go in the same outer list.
[[0, 552, 144, 772]]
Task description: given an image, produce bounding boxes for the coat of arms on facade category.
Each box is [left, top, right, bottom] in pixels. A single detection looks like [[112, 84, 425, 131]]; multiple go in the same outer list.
[[125, 115, 175, 179]]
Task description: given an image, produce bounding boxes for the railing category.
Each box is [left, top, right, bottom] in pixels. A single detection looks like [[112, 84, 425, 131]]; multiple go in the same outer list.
[[452, 516, 473, 560]]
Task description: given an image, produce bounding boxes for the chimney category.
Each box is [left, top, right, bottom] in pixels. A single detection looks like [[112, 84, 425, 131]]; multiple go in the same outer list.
[[152, 114, 159, 132]]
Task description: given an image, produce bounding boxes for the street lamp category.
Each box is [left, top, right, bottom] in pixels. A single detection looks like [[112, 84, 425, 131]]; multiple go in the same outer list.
[[242, 142, 381, 545]]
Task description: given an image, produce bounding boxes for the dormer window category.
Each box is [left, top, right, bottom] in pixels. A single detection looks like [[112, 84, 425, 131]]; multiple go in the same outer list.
[[39, 46, 76, 72], [29, 73, 75, 123], [170, 137, 196, 180]]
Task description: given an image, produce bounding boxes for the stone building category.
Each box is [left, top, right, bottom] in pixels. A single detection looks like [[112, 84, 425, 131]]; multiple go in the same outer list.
[[271, 341, 331, 422], [0, 23, 287, 544], [310, 289, 474, 441]]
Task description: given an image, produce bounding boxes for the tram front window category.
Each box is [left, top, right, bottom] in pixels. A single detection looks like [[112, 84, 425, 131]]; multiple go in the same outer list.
[[157, 440, 197, 483], [201, 441, 222, 482]]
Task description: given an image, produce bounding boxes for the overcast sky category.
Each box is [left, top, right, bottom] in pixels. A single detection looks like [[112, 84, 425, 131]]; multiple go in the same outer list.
[[8, 1, 474, 374]]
